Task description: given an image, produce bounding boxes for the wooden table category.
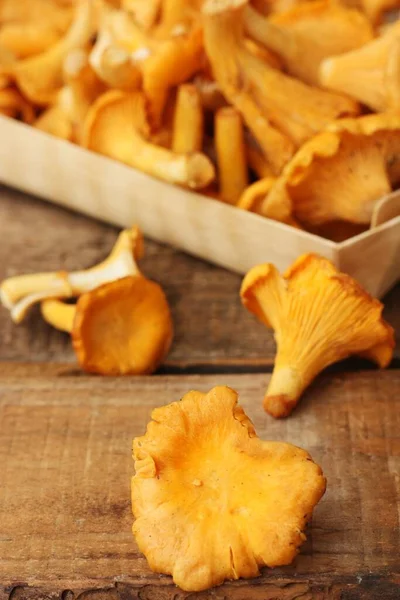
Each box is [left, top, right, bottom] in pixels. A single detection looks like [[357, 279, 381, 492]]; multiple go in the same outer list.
[[0, 186, 399, 600]]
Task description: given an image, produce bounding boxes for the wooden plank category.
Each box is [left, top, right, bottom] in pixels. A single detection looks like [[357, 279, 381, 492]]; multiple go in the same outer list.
[[0, 364, 399, 599], [0, 186, 399, 366]]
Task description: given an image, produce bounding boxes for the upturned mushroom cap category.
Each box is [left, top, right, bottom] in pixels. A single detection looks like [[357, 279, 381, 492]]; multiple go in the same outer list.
[[320, 20, 400, 113], [132, 385, 326, 591], [260, 113, 400, 227], [241, 254, 395, 418], [70, 275, 173, 375], [245, 1, 373, 85], [82, 89, 215, 189]]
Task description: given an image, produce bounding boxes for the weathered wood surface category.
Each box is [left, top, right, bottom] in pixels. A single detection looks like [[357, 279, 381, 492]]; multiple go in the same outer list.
[[0, 186, 399, 366], [0, 365, 399, 599]]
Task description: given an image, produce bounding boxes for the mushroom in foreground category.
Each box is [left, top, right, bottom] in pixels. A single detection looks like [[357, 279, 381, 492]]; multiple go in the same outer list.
[[132, 385, 326, 591], [241, 254, 395, 418], [0, 227, 143, 323], [244, 1, 373, 85], [82, 89, 215, 189], [203, 0, 359, 173], [320, 21, 400, 113], [41, 275, 173, 375]]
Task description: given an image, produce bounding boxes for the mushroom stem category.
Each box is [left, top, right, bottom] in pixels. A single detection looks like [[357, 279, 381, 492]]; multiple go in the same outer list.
[[0, 272, 72, 311], [215, 107, 248, 204], [244, 6, 294, 58], [41, 299, 76, 333], [264, 366, 305, 418], [1, 227, 142, 322], [172, 84, 203, 154]]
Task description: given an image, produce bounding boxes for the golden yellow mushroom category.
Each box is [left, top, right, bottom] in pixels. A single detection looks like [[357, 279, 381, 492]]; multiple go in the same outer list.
[[35, 49, 105, 143], [320, 21, 400, 113], [1, 0, 97, 105], [82, 89, 215, 189], [261, 113, 400, 227], [172, 83, 204, 153], [0, 0, 73, 59], [0, 227, 143, 322], [244, 0, 373, 85], [237, 176, 276, 212], [203, 0, 359, 174], [89, 7, 142, 89], [241, 254, 395, 418], [142, 25, 205, 128], [215, 106, 249, 204], [61, 48, 106, 141], [132, 385, 326, 591], [41, 275, 173, 375]]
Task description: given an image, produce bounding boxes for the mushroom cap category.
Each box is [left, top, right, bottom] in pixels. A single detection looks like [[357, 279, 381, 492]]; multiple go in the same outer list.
[[132, 385, 326, 591], [319, 20, 400, 112], [263, 113, 400, 226], [72, 275, 173, 375], [81, 88, 150, 159], [82, 88, 215, 189]]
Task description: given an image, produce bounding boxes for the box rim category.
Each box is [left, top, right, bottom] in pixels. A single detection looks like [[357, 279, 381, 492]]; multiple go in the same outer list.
[[0, 115, 384, 251]]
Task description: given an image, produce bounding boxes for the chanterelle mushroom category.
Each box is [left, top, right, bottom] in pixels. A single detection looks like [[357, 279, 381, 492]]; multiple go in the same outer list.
[[132, 385, 326, 591], [41, 275, 173, 375], [0, 0, 97, 105], [0, 226, 143, 323], [82, 89, 215, 189], [258, 113, 400, 227], [0, 0, 73, 59], [320, 20, 400, 113], [244, 1, 373, 85], [203, 0, 359, 172], [241, 254, 395, 418]]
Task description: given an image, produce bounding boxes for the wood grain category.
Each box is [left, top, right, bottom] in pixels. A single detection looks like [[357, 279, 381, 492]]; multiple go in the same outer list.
[[0, 364, 399, 599], [0, 186, 399, 367]]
